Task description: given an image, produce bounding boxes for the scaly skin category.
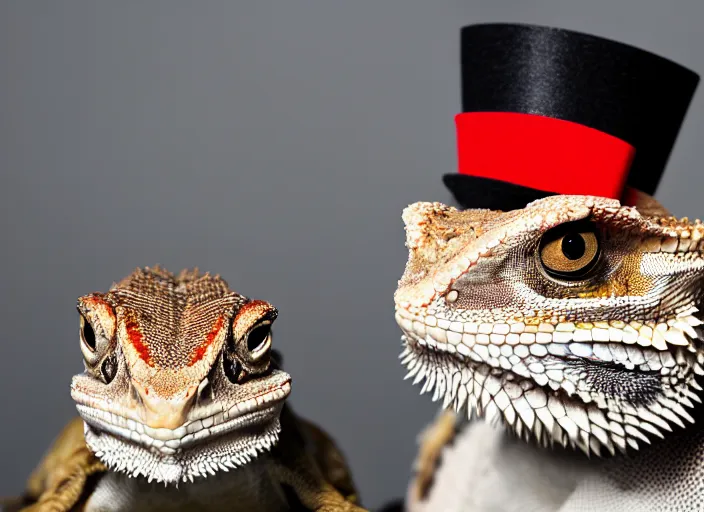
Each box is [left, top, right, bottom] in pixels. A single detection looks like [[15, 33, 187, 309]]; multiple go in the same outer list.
[[395, 194, 704, 458], [5, 267, 364, 512]]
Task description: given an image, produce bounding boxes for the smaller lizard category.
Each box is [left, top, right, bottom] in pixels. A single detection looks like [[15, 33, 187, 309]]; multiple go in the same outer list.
[[5, 266, 365, 512]]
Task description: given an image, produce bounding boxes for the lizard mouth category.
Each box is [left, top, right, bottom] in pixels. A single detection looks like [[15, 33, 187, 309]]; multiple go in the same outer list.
[[396, 306, 704, 455], [75, 378, 291, 455], [71, 373, 291, 483]]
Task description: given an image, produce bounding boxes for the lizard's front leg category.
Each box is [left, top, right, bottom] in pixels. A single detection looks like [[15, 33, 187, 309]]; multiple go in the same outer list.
[[269, 405, 368, 511], [15, 418, 106, 512]]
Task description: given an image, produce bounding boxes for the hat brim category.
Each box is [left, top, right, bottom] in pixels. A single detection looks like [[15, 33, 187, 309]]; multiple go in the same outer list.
[[442, 174, 556, 211]]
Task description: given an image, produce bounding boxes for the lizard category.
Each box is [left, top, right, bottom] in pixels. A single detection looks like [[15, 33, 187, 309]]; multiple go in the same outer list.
[[3, 266, 365, 512], [393, 192, 704, 511]]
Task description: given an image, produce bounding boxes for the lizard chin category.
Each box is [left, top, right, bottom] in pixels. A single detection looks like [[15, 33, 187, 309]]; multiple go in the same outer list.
[[399, 323, 704, 457], [82, 406, 283, 485], [73, 375, 292, 485]]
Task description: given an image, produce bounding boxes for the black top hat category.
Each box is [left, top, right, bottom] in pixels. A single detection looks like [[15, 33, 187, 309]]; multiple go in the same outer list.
[[444, 23, 699, 211]]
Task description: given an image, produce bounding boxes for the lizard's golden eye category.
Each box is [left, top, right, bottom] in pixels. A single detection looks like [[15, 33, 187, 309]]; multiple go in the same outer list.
[[539, 222, 600, 279]]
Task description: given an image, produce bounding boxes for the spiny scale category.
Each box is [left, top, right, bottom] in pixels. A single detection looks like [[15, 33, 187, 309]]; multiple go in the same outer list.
[[400, 339, 703, 456], [85, 421, 281, 485]]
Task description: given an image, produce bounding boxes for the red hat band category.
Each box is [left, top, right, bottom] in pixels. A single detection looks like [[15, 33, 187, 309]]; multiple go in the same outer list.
[[455, 112, 635, 199]]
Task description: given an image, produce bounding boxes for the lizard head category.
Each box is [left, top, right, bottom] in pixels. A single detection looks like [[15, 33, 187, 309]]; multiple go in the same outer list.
[[70, 266, 291, 484], [395, 194, 704, 455]]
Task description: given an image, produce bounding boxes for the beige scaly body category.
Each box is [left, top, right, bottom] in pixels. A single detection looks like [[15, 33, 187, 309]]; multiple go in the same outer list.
[[4, 267, 364, 512], [394, 193, 704, 511]]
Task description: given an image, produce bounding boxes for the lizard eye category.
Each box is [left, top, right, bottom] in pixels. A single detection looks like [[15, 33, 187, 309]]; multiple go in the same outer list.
[[79, 313, 113, 366], [76, 295, 117, 382], [80, 314, 97, 351], [246, 323, 272, 360], [539, 221, 600, 279], [223, 300, 278, 383]]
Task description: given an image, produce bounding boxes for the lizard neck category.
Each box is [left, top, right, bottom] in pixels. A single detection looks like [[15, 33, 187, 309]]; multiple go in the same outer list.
[[83, 456, 289, 512]]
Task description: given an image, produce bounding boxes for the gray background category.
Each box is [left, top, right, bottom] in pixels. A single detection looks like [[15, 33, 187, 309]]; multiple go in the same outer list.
[[1, 1, 703, 508]]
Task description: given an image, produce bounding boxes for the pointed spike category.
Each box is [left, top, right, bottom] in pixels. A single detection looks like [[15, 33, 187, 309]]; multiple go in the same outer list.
[[576, 430, 591, 455], [637, 408, 671, 432], [675, 321, 698, 339], [671, 402, 696, 424], [455, 384, 469, 413], [624, 425, 650, 445], [426, 370, 437, 394], [412, 366, 427, 386], [658, 405, 686, 429], [432, 374, 443, 402], [442, 386, 454, 409], [637, 421, 664, 439], [514, 418, 524, 438], [589, 436, 602, 457], [664, 328, 689, 346], [468, 393, 479, 414], [612, 435, 628, 454], [678, 395, 695, 409], [420, 376, 433, 395], [404, 366, 419, 381], [684, 388, 702, 403]]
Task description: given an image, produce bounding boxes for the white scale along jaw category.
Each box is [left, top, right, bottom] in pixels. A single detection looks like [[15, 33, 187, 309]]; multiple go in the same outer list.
[[69, 267, 292, 484], [394, 196, 704, 455]]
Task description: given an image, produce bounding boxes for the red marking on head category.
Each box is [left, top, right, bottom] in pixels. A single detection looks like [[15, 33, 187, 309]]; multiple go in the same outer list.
[[237, 300, 269, 318], [189, 315, 225, 366], [126, 320, 153, 367], [82, 295, 109, 308]]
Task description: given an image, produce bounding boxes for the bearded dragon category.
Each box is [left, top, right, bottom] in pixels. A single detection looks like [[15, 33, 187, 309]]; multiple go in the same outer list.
[[4, 267, 365, 512], [394, 193, 704, 511]]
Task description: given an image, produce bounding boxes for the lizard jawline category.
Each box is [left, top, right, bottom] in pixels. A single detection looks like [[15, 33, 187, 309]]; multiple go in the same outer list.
[[75, 379, 291, 485], [83, 405, 283, 485], [400, 335, 702, 457]]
